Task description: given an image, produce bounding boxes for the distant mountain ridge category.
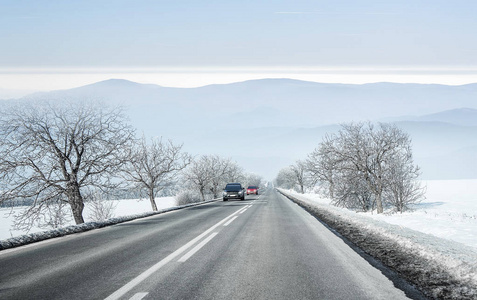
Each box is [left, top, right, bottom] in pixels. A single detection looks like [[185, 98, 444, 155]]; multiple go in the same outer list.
[[384, 107, 477, 126], [415, 108, 477, 126], [19, 78, 477, 129], [12, 78, 477, 179]]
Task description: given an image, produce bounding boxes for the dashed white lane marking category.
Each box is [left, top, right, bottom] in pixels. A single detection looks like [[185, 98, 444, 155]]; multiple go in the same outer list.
[[178, 232, 218, 262], [104, 205, 248, 300], [129, 292, 148, 300], [223, 216, 238, 226], [239, 205, 252, 214]]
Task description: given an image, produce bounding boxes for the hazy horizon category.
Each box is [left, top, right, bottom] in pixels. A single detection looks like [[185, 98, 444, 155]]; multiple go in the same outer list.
[[1, 67, 477, 93], [2, 1, 477, 90]]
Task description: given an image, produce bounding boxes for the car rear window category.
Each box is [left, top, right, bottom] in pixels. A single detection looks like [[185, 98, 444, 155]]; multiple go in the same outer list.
[[225, 184, 241, 191]]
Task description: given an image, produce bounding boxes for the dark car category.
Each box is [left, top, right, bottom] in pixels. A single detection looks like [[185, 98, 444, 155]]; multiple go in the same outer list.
[[246, 186, 258, 195], [223, 183, 245, 201]]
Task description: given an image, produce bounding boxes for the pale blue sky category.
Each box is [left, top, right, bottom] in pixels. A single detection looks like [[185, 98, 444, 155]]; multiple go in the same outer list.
[[1, 1, 477, 89]]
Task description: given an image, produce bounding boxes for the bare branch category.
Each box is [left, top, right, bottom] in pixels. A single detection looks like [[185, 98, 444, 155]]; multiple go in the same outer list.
[[0, 99, 135, 228]]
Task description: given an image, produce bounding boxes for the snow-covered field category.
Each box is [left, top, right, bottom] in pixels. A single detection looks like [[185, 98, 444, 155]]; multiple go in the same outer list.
[[0, 197, 176, 240], [291, 179, 477, 249], [369, 179, 477, 249]]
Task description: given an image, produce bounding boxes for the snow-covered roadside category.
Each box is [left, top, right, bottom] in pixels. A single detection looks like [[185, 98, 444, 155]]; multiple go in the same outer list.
[[0, 198, 216, 251], [277, 188, 477, 299], [0, 197, 177, 240], [292, 180, 477, 249]]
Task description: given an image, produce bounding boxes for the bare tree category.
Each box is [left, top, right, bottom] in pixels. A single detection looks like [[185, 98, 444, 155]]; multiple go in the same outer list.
[[307, 135, 339, 198], [289, 160, 308, 193], [275, 161, 309, 193], [183, 155, 214, 201], [175, 189, 202, 206], [384, 150, 426, 213], [334, 123, 381, 211], [87, 191, 117, 222], [122, 136, 190, 211], [207, 155, 232, 199], [306, 122, 424, 214], [363, 122, 418, 213], [183, 155, 244, 201], [223, 162, 244, 183], [0, 100, 134, 226], [274, 167, 296, 190], [243, 173, 263, 188], [12, 197, 72, 231], [331, 168, 373, 211]]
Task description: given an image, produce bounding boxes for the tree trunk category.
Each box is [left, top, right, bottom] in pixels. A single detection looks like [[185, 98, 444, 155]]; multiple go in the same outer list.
[[67, 182, 85, 224], [210, 185, 218, 198], [199, 187, 206, 201], [149, 189, 158, 211], [376, 193, 384, 214]]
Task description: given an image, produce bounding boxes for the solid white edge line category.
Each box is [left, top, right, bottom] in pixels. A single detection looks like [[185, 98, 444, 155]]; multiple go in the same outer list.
[[104, 205, 249, 300], [223, 216, 238, 226], [177, 232, 218, 262], [129, 292, 148, 300]]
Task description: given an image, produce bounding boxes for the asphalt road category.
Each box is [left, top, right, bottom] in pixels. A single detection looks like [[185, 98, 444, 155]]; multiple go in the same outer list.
[[0, 189, 412, 300]]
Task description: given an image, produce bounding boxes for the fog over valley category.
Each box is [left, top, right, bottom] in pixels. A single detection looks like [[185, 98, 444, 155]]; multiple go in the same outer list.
[[10, 78, 477, 180]]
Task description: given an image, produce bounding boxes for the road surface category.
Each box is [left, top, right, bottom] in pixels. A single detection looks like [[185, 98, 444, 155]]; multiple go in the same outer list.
[[0, 189, 414, 299]]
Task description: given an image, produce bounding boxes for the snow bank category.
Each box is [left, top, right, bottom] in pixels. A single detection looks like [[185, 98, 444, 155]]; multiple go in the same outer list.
[[277, 188, 477, 300], [299, 180, 477, 249], [0, 197, 177, 240], [0, 198, 216, 251]]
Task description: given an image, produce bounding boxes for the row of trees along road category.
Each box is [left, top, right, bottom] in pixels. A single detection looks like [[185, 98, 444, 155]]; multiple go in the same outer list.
[[182, 154, 263, 202], [275, 122, 425, 214], [0, 100, 197, 228]]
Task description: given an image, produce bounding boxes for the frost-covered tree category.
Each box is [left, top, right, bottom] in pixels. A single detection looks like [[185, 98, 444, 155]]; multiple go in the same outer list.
[[0, 100, 134, 226], [383, 149, 426, 213], [331, 168, 373, 211], [274, 167, 296, 190], [307, 135, 339, 198], [275, 161, 309, 193], [289, 160, 309, 193], [183, 155, 215, 201], [122, 136, 190, 211], [207, 156, 241, 199], [183, 155, 244, 201], [13, 197, 72, 231], [87, 192, 117, 222], [223, 161, 244, 184], [306, 122, 424, 213], [243, 173, 263, 188]]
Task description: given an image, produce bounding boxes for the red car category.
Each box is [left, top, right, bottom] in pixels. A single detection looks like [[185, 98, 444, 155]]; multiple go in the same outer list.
[[246, 186, 258, 195]]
